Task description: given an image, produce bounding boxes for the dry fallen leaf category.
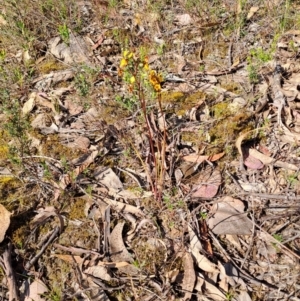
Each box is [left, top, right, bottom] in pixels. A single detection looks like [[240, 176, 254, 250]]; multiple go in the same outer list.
[[180, 252, 196, 301], [249, 148, 298, 171], [243, 152, 264, 170], [208, 196, 253, 235], [191, 165, 221, 198], [195, 274, 225, 301], [94, 167, 123, 192], [84, 266, 111, 282], [188, 225, 219, 273], [24, 279, 48, 301], [0, 204, 11, 243], [109, 222, 139, 276], [22, 92, 36, 115], [110, 222, 132, 263], [183, 152, 225, 164]]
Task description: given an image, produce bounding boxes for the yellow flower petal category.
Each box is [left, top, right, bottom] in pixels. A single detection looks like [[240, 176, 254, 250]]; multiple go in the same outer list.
[[120, 58, 127, 68], [123, 50, 129, 58], [154, 83, 161, 92]]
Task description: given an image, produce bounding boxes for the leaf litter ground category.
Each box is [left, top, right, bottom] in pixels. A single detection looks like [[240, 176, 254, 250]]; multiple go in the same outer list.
[[0, 0, 300, 300]]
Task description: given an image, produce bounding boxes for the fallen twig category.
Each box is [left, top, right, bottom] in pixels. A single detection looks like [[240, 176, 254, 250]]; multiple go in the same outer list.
[[235, 192, 300, 201], [53, 243, 104, 257], [25, 226, 60, 270]]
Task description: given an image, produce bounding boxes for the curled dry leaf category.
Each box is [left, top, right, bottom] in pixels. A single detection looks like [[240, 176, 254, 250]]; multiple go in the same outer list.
[[24, 279, 48, 301], [0, 204, 11, 243], [110, 222, 132, 263], [208, 196, 252, 235], [109, 222, 139, 276]]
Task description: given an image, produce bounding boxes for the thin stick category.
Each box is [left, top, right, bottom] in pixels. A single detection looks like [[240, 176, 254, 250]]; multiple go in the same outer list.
[[235, 192, 300, 201], [25, 226, 60, 270]]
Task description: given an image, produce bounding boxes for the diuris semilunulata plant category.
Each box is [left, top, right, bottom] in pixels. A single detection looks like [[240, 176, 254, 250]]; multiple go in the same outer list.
[[119, 50, 166, 202]]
